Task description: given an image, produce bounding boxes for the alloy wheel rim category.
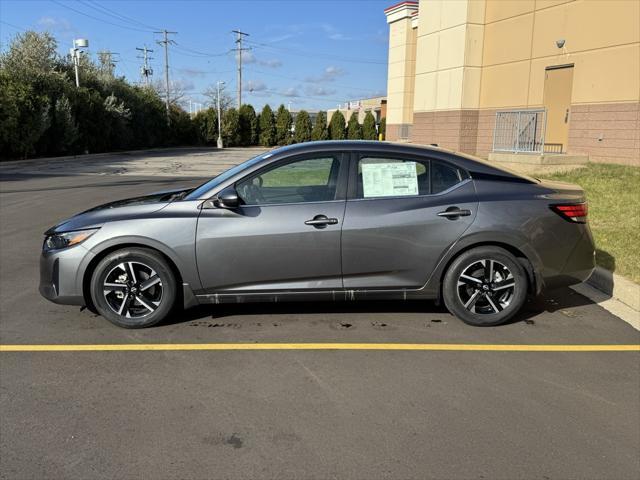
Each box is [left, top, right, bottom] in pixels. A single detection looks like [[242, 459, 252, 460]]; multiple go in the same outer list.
[[103, 261, 163, 318], [456, 259, 516, 315]]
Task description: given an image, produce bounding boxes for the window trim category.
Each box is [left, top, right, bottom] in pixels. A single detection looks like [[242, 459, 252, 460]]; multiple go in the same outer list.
[[233, 152, 348, 207], [347, 152, 469, 201]]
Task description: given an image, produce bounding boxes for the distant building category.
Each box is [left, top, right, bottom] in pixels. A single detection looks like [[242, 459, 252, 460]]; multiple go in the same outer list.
[[327, 96, 387, 124], [384, 0, 639, 165]]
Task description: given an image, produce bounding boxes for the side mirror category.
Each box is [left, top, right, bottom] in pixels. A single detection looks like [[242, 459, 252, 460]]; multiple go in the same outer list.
[[215, 187, 240, 209]]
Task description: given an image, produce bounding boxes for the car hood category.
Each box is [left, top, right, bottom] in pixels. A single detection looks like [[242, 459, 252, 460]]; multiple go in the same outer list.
[[45, 187, 192, 234]]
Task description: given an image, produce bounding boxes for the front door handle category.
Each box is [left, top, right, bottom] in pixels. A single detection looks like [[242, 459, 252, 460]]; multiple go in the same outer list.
[[437, 207, 471, 219], [305, 215, 338, 228]]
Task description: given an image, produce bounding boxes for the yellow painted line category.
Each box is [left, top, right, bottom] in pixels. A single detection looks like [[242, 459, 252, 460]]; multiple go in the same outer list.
[[0, 343, 638, 352]]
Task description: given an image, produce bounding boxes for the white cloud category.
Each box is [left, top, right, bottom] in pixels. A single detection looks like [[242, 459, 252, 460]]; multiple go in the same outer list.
[[305, 85, 336, 97], [282, 87, 300, 97], [321, 24, 352, 41], [37, 16, 75, 35], [305, 65, 346, 83], [244, 80, 267, 92]]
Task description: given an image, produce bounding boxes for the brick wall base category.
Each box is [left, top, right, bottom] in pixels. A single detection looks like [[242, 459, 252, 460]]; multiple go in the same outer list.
[[568, 103, 640, 166], [404, 103, 639, 166]]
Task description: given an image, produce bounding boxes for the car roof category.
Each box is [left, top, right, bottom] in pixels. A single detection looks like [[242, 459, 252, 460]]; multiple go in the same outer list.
[[265, 141, 536, 182]]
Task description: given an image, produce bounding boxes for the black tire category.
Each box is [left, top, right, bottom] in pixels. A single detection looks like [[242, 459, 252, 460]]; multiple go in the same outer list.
[[443, 246, 528, 326], [90, 247, 178, 328]]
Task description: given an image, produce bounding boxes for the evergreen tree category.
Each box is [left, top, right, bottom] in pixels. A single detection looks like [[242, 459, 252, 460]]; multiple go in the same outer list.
[[346, 112, 363, 140], [238, 104, 258, 146], [294, 110, 312, 143], [275, 104, 293, 145], [379, 117, 386, 140], [311, 111, 328, 141], [222, 107, 241, 147], [328, 110, 346, 140], [259, 104, 276, 146], [362, 111, 377, 140]]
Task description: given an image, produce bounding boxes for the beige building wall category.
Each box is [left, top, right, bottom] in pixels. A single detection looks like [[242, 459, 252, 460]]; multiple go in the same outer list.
[[385, 1, 419, 141], [385, 0, 640, 165]]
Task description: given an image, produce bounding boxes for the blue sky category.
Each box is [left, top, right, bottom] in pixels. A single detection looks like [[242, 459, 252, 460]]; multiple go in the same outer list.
[[0, 0, 391, 111]]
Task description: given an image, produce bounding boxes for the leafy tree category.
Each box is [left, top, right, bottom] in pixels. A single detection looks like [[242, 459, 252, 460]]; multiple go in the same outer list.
[[362, 111, 377, 140], [311, 111, 328, 141], [275, 104, 293, 145], [0, 31, 60, 83], [0, 73, 50, 159], [222, 107, 241, 147], [193, 108, 218, 145], [259, 104, 276, 146], [294, 110, 312, 143], [379, 117, 386, 140], [347, 112, 363, 140], [238, 104, 258, 146], [51, 95, 79, 154], [328, 110, 346, 140]]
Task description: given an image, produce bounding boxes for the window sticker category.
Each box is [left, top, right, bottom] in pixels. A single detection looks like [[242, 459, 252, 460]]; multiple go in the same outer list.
[[361, 161, 418, 198]]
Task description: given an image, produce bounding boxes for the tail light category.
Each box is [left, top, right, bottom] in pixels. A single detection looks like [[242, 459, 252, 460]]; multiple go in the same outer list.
[[551, 203, 588, 223]]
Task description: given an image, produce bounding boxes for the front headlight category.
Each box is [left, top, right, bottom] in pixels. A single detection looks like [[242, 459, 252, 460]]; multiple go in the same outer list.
[[43, 228, 99, 252]]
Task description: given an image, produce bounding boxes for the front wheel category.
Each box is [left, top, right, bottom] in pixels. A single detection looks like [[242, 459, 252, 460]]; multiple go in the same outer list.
[[443, 246, 528, 326], [90, 247, 178, 328]]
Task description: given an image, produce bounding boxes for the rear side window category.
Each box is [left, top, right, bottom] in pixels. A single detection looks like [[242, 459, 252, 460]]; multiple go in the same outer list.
[[356, 156, 467, 198], [431, 161, 467, 194]]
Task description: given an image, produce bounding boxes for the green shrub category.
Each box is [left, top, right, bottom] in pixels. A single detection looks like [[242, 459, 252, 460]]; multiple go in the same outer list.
[[275, 104, 293, 145], [311, 111, 328, 141], [362, 111, 377, 140], [347, 112, 362, 140], [294, 110, 312, 143], [259, 104, 276, 146], [328, 110, 346, 140], [238, 104, 258, 146]]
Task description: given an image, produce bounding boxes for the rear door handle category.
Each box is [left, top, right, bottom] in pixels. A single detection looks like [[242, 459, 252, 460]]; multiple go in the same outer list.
[[305, 215, 338, 228], [437, 207, 471, 219]]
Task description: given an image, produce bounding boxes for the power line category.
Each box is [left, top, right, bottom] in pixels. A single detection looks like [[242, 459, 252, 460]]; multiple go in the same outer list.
[[231, 30, 250, 108], [79, 0, 161, 31], [50, 0, 153, 33]]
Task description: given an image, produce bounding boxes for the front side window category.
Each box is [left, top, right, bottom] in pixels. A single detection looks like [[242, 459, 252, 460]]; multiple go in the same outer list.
[[236, 156, 340, 205]]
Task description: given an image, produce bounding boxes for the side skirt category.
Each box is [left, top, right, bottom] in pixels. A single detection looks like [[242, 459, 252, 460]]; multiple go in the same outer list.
[[194, 288, 437, 305]]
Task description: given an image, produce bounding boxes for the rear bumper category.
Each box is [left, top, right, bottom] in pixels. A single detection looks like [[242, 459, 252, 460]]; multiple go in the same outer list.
[[543, 227, 596, 291], [39, 246, 94, 306]]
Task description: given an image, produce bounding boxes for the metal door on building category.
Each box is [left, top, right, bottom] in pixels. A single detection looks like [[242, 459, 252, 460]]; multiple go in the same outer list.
[[543, 65, 574, 153]]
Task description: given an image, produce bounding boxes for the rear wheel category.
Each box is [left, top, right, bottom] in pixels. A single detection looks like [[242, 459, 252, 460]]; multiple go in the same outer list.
[[90, 247, 177, 328], [443, 246, 527, 326]]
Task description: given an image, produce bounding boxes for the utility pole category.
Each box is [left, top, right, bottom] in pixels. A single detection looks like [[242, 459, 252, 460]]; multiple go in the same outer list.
[[136, 45, 154, 86], [232, 30, 250, 108], [155, 29, 177, 125], [97, 50, 119, 77], [217, 80, 225, 148]]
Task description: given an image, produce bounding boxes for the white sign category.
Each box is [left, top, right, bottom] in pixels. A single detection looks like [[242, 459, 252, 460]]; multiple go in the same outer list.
[[362, 161, 418, 198]]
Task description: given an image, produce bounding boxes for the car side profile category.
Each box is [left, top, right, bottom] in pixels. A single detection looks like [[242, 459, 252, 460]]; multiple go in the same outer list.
[[40, 141, 595, 328]]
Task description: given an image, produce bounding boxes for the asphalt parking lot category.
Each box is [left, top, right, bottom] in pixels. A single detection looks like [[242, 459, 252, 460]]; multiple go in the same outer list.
[[1, 149, 639, 480]]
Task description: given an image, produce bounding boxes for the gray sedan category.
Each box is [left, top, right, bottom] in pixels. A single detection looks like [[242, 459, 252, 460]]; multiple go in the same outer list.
[[40, 141, 595, 328]]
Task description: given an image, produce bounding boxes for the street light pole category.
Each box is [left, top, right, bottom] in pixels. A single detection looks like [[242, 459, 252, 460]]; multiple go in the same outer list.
[[217, 81, 225, 149], [71, 38, 89, 88]]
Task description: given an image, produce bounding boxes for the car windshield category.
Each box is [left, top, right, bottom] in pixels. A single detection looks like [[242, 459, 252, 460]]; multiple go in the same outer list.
[[184, 152, 271, 200]]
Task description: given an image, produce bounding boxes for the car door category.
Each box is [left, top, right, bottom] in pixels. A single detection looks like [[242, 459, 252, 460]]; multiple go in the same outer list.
[[341, 152, 478, 289], [195, 153, 347, 294]]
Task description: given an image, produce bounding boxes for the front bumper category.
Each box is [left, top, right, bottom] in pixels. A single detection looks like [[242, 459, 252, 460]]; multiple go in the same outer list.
[[39, 245, 95, 306]]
